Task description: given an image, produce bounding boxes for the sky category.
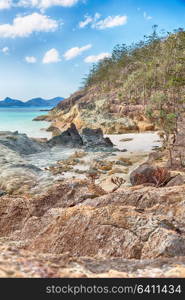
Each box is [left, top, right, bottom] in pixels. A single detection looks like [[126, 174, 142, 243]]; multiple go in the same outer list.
[[0, 0, 185, 101]]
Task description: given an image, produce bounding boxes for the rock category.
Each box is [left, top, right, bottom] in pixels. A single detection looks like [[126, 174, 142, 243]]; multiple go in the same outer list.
[[33, 115, 51, 121], [164, 266, 185, 278], [147, 151, 163, 163], [130, 163, 156, 186], [0, 131, 46, 155], [166, 174, 184, 187], [31, 137, 48, 143], [101, 118, 138, 134], [93, 161, 113, 171], [0, 190, 6, 197], [120, 138, 133, 142], [47, 123, 83, 147], [69, 151, 87, 159], [117, 157, 133, 166], [28, 205, 185, 259], [0, 196, 30, 237], [0, 242, 185, 277], [82, 128, 113, 149], [74, 169, 86, 174], [46, 126, 62, 137], [115, 161, 127, 166], [10, 164, 42, 173], [141, 228, 185, 259], [137, 121, 155, 132], [1, 180, 185, 274], [108, 168, 126, 175], [0, 144, 41, 194], [0, 167, 37, 194]]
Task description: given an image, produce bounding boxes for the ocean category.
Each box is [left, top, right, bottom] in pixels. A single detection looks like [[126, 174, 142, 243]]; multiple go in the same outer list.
[[0, 107, 51, 138]]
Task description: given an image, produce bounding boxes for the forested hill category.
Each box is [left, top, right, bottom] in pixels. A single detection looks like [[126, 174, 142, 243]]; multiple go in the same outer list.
[[49, 27, 185, 136]]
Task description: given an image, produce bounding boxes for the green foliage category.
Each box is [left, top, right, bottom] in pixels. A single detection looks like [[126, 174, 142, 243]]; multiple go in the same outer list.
[[83, 26, 185, 141]]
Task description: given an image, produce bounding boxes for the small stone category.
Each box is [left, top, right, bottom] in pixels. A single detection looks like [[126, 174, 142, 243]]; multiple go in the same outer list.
[[166, 174, 184, 187]]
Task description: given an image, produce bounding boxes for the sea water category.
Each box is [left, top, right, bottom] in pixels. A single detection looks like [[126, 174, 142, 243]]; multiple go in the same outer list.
[[0, 107, 51, 138]]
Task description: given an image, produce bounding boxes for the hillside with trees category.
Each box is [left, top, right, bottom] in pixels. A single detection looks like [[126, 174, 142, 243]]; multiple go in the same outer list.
[[47, 27, 185, 167], [83, 26, 185, 139]]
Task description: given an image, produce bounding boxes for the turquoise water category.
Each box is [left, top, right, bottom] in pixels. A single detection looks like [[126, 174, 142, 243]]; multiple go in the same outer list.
[[0, 107, 51, 138]]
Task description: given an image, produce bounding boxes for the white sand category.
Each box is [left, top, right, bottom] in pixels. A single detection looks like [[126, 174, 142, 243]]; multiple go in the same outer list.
[[105, 132, 161, 153]]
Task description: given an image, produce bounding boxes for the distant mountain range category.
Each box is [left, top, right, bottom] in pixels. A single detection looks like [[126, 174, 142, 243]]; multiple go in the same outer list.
[[0, 97, 64, 108]]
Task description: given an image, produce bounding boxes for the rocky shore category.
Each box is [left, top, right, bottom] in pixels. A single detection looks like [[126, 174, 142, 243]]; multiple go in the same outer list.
[[0, 124, 185, 278], [34, 89, 155, 137]]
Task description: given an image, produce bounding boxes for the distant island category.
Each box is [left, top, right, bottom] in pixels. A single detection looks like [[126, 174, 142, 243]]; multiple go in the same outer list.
[[0, 97, 64, 108]]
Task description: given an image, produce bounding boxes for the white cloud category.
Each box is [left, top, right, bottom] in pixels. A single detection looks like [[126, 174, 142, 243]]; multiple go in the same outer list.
[[144, 12, 152, 20], [1, 46, 9, 54], [42, 48, 61, 64], [79, 13, 101, 28], [93, 15, 128, 30], [79, 14, 127, 30], [0, 0, 12, 10], [94, 13, 101, 20], [84, 52, 111, 63], [25, 56, 37, 63], [18, 0, 80, 9], [0, 13, 58, 38], [64, 44, 92, 60], [79, 16, 93, 28]]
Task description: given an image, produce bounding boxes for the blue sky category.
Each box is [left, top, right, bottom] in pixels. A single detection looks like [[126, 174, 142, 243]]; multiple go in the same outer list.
[[0, 0, 185, 100]]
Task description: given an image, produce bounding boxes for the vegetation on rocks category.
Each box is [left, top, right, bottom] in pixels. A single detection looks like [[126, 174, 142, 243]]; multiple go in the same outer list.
[[84, 27, 185, 124]]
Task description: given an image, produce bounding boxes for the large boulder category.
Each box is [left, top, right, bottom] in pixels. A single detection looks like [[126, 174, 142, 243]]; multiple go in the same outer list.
[[47, 124, 113, 149], [0, 143, 44, 195], [0, 131, 46, 155], [47, 123, 83, 147], [130, 163, 156, 186], [82, 128, 113, 149], [28, 205, 185, 259]]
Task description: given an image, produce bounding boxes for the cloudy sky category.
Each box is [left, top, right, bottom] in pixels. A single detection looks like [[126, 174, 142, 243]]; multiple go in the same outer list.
[[0, 0, 185, 100]]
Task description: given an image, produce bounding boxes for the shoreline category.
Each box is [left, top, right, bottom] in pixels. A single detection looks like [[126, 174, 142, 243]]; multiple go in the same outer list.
[[0, 107, 52, 139]]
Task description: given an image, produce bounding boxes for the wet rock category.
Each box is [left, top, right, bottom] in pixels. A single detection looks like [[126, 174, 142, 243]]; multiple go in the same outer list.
[[48, 123, 83, 147], [82, 128, 113, 149]]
